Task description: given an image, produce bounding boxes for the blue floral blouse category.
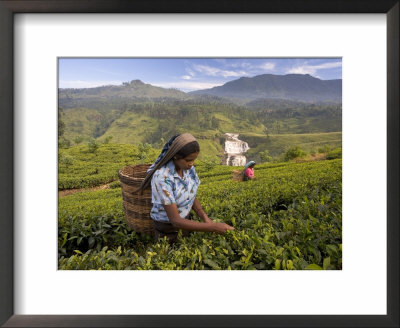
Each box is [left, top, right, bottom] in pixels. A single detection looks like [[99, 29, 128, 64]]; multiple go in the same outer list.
[[150, 159, 201, 222]]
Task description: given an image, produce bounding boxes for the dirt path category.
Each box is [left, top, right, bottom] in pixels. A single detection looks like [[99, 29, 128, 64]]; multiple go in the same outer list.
[[59, 183, 111, 198]]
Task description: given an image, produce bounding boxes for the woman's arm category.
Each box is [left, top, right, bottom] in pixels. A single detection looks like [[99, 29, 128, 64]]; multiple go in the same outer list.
[[192, 198, 213, 223], [163, 204, 234, 234], [244, 168, 256, 179]]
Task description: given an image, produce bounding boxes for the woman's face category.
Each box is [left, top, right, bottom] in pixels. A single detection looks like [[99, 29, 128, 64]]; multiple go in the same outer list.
[[174, 152, 199, 171]]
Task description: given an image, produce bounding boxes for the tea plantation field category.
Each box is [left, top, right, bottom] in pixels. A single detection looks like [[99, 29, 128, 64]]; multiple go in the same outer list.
[[58, 157, 342, 270]]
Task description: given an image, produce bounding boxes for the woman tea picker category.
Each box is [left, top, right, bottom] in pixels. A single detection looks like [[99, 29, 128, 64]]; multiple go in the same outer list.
[[243, 160, 256, 181], [138, 133, 234, 243]]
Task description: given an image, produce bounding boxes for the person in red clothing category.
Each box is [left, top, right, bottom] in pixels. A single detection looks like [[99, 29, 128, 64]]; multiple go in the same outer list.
[[243, 161, 256, 181]]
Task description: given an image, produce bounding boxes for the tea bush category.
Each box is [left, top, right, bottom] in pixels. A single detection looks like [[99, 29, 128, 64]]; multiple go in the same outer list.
[[283, 146, 306, 161], [58, 159, 342, 270], [326, 147, 342, 160], [58, 144, 159, 190]]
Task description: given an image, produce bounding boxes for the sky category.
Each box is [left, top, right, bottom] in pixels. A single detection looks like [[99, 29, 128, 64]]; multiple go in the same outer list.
[[59, 58, 342, 92]]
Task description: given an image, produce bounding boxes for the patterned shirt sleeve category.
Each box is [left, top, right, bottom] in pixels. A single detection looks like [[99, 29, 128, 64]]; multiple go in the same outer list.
[[190, 166, 201, 187], [151, 172, 176, 205]]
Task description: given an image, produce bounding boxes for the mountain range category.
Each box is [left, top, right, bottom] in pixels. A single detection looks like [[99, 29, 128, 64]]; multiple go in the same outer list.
[[59, 74, 342, 107], [189, 74, 341, 103]]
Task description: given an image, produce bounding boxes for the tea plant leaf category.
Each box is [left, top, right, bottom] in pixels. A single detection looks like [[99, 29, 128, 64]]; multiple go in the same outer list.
[[275, 259, 281, 270], [305, 264, 323, 270], [204, 259, 220, 270], [323, 257, 331, 270]]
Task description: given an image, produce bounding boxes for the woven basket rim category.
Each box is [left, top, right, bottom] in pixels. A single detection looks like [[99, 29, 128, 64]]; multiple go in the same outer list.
[[118, 170, 143, 181], [118, 164, 151, 180]]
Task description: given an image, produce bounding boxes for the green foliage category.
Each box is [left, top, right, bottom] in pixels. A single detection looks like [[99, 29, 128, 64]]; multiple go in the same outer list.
[[244, 132, 342, 159], [158, 137, 165, 148], [259, 150, 272, 163], [58, 137, 71, 149], [137, 142, 153, 164], [251, 103, 342, 134], [74, 135, 84, 144], [87, 138, 100, 153], [103, 135, 113, 144], [318, 145, 332, 153], [283, 146, 306, 161], [58, 144, 159, 190], [197, 155, 220, 171], [60, 100, 341, 160], [58, 158, 342, 270], [59, 153, 74, 169], [58, 107, 66, 137], [109, 180, 121, 189], [211, 116, 220, 129], [62, 107, 109, 141], [326, 148, 342, 160]]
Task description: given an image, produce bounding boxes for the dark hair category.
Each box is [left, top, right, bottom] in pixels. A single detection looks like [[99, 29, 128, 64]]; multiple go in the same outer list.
[[175, 141, 200, 159]]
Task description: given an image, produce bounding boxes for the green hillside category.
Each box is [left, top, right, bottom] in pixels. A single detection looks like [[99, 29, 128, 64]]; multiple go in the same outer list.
[[242, 132, 342, 159], [59, 82, 342, 162], [98, 112, 159, 144], [58, 143, 160, 190], [59, 80, 189, 103], [61, 101, 267, 158], [63, 108, 104, 141]]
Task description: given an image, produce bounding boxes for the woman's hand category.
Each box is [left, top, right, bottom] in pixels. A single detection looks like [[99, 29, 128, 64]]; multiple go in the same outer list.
[[164, 204, 233, 234], [210, 222, 235, 234]]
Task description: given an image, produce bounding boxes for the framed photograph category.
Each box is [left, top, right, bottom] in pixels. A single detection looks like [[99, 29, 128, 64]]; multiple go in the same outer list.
[[1, 1, 398, 327]]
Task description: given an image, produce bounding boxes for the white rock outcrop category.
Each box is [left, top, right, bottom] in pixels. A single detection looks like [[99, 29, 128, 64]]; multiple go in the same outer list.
[[223, 133, 250, 166]]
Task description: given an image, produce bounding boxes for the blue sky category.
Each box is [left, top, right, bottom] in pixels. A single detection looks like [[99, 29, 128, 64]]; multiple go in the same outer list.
[[59, 58, 342, 92]]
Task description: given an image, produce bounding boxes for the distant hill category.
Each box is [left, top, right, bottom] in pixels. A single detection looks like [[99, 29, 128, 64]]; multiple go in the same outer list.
[[190, 74, 342, 103], [59, 79, 190, 109]]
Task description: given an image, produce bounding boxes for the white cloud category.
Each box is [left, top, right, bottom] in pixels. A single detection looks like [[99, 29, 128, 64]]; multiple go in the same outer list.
[[230, 62, 251, 69], [59, 80, 122, 88], [192, 64, 248, 78], [185, 68, 195, 77], [152, 81, 224, 92], [312, 61, 342, 69], [217, 60, 275, 72], [182, 75, 192, 80], [259, 62, 276, 71], [287, 66, 316, 75], [287, 61, 341, 76]]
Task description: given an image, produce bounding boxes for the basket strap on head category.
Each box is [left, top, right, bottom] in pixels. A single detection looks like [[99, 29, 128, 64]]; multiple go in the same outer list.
[[136, 133, 197, 193]]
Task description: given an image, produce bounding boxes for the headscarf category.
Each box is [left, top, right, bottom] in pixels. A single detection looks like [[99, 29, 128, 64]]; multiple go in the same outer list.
[[137, 133, 197, 193], [244, 160, 256, 170], [146, 134, 179, 174]]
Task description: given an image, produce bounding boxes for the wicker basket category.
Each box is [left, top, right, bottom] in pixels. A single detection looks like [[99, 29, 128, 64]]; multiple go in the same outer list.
[[232, 170, 244, 182], [118, 164, 154, 235]]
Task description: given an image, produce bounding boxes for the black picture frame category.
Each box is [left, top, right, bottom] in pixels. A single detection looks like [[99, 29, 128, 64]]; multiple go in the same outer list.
[[0, 1, 398, 327]]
